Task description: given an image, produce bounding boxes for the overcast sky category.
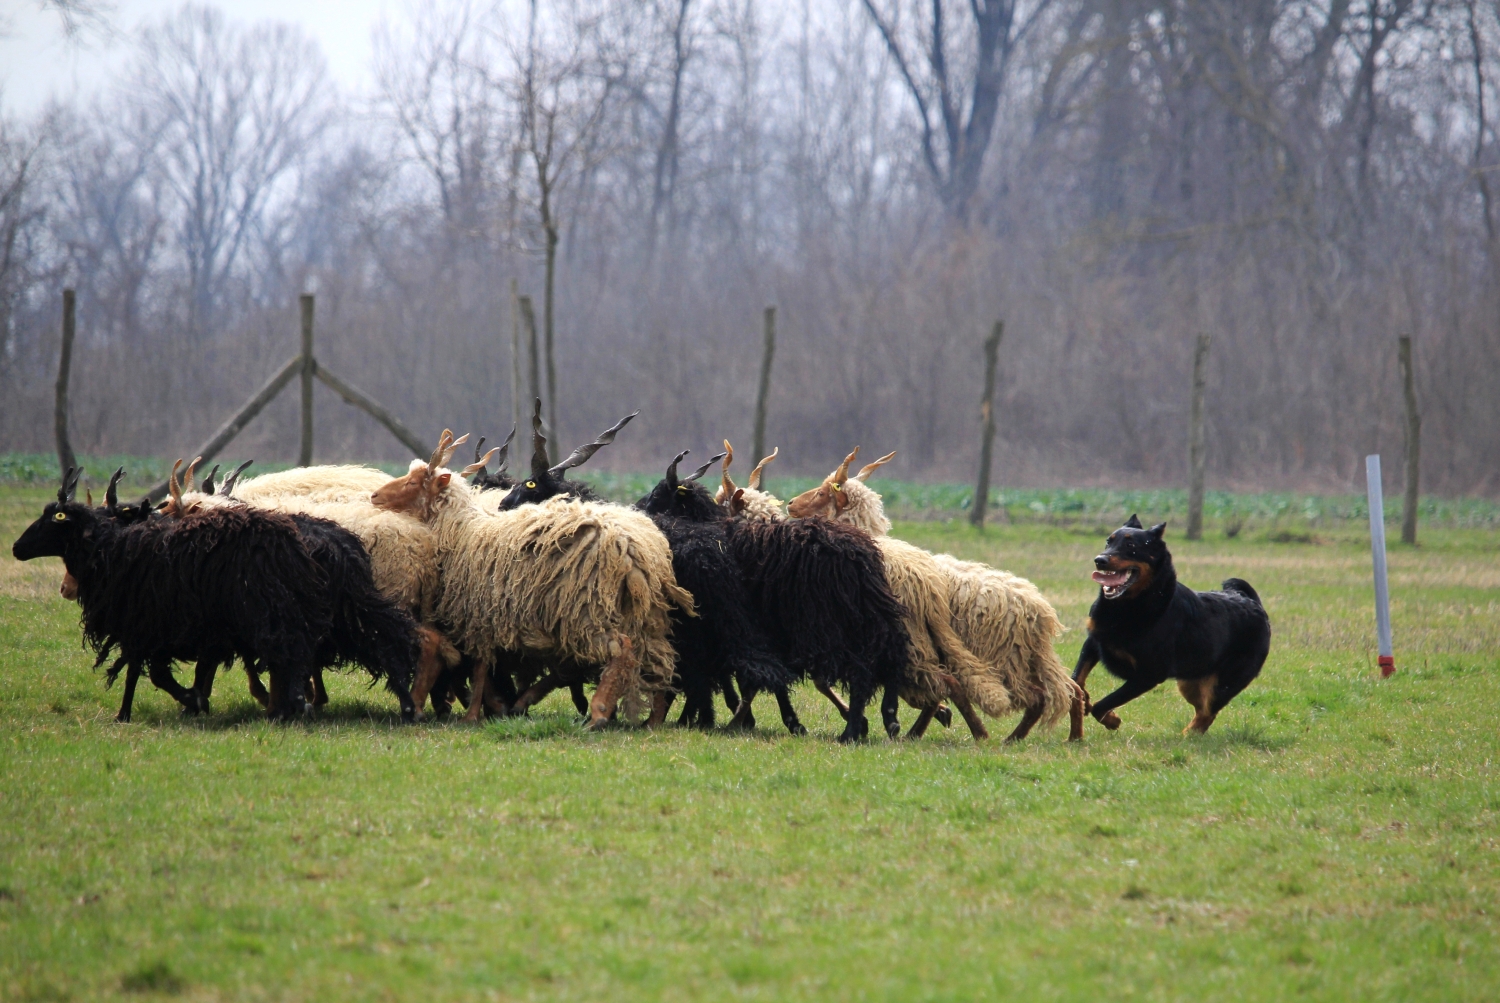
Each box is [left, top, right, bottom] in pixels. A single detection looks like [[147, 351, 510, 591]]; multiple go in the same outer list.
[[1, 0, 389, 115]]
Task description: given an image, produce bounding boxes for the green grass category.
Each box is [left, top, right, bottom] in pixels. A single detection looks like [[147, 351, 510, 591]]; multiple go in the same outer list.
[[1, 482, 1498, 1001]]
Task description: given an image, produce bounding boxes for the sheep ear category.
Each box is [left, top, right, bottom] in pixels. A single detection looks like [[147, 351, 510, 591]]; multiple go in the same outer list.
[[1148, 521, 1167, 539], [550, 410, 639, 475], [86, 489, 93, 507], [833, 485, 850, 512], [854, 451, 895, 482], [435, 472, 452, 490], [730, 488, 746, 514], [665, 449, 690, 490], [1125, 513, 1142, 529], [748, 447, 778, 490], [685, 451, 726, 483]]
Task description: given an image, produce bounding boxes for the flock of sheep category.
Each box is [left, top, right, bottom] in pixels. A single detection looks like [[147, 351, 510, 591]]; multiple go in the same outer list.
[[13, 401, 1084, 743]]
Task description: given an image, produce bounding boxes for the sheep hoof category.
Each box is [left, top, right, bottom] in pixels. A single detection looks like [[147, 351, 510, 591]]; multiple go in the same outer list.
[[933, 705, 953, 728], [788, 722, 808, 737], [837, 719, 869, 743]]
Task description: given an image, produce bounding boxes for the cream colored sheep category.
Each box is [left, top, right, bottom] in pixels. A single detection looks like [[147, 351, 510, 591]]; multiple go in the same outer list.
[[371, 431, 693, 728], [715, 441, 786, 522], [788, 447, 1080, 741]]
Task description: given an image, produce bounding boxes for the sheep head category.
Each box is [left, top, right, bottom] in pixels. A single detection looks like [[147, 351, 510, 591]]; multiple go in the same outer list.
[[496, 399, 637, 510], [371, 429, 467, 519], [787, 447, 859, 519], [636, 448, 726, 519]]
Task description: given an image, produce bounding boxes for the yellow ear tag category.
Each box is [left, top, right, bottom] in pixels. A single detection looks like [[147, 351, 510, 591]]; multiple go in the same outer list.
[[677, 485, 687, 494]]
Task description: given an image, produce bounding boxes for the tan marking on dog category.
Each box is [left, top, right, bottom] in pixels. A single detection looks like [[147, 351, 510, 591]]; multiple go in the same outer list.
[[1178, 675, 1219, 734]]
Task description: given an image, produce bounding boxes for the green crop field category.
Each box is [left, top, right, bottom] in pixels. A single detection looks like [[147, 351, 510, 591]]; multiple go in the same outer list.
[[1, 474, 1497, 1002]]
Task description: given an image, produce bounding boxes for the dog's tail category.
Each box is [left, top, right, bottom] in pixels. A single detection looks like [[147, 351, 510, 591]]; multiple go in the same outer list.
[[1221, 578, 1262, 606]]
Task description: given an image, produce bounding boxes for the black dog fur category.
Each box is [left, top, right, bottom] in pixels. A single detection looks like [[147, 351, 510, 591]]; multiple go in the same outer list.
[[1073, 514, 1271, 735]]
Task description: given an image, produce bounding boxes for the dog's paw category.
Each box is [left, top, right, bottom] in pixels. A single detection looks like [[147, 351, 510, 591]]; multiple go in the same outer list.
[[1099, 711, 1122, 730]]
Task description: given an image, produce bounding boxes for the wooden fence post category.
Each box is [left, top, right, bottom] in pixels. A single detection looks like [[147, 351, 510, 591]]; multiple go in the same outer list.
[[1186, 333, 1211, 541], [970, 320, 1003, 528], [299, 294, 315, 466], [752, 306, 776, 465], [1398, 335, 1420, 545], [54, 288, 77, 483]]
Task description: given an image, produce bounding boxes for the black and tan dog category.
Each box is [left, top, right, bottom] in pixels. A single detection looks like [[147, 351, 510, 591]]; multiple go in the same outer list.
[[1069, 515, 1270, 738]]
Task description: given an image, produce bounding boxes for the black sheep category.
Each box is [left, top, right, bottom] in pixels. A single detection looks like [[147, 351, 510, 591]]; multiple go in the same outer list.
[[468, 427, 517, 493], [495, 398, 637, 510], [635, 450, 796, 730], [13, 468, 331, 722], [641, 454, 913, 741]]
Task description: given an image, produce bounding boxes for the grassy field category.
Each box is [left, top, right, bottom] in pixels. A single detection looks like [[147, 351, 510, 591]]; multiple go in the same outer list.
[[1, 480, 1497, 1001]]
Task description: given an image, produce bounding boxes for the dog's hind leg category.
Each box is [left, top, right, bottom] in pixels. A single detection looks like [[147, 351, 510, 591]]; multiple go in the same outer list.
[[1177, 675, 1219, 734]]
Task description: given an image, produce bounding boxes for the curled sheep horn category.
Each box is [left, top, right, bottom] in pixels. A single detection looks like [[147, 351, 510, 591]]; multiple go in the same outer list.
[[439, 433, 469, 469], [831, 447, 859, 488], [182, 457, 203, 496], [428, 429, 455, 471], [748, 447, 779, 490], [530, 399, 549, 478], [58, 467, 81, 505], [684, 451, 727, 483], [719, 439, 738, 501], [665, 449, 691, 491], [201, 464, 220, 495], [494, 425, 516, 473], [473, 436, 487, 467], [168, 459, 184, 509], [549, 410, 640, 475], [104, 467, 125, 510], [854, 451, 896, 482], [461, 448, 500, 478], [221, 460, 253, 495]]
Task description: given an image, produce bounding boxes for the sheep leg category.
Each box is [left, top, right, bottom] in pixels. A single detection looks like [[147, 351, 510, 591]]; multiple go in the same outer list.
[[462, 661, 490, 723], [646, 690, 672, 728], [310, 671, 329, 711], [722, 677, 741, 714], [570, 682, 590, 717], [1005, 705, 1046, 744], [116, 661, 144, 723], [838, 681, 873, 743], [906, 705, 938, 739], [772, 687, 807, 736], [245, 663, 271, 708], [147, 658, 200, 714], [880, 686, 901, 738], [933, 703, 953, 728], [409, 627, 449, 718], [509, 669, 567, 716], [586, 637, 637, 731], [727, 685, 758, 730], [938, 672, 990, 741], [814, 680, 851, 721], [191, 659, 219, 715]]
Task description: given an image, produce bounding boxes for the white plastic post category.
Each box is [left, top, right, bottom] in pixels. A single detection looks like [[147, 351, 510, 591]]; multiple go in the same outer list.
[[1365, 454, 1395, 677]]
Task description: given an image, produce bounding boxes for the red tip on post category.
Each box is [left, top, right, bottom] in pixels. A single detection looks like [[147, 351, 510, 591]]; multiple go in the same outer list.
[[1379, 655, 1396, 678]]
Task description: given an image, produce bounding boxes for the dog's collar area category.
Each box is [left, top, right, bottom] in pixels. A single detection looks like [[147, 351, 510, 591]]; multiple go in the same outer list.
[[1093, 567, 1138, 599]]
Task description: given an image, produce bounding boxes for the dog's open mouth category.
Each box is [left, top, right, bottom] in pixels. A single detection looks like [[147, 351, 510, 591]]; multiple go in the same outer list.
[[1092, 567, 1137, 599]]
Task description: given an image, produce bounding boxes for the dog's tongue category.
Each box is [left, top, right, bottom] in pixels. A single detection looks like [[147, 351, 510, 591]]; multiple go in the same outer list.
[[1093, 570, 1130, 587]]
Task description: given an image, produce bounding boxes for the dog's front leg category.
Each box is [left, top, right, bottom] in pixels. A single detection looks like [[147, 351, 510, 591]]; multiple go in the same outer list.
[[1088, 676, 1158, 731]]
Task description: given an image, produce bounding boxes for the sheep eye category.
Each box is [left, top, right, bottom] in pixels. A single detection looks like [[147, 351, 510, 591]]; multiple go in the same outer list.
[[53, 512, 68, 522], [525, 480, 537, 489]]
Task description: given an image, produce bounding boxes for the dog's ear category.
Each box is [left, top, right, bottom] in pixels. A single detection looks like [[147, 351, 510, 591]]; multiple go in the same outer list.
[[1148, 521, 1166, 539], [1125, 513, 1142, 529]]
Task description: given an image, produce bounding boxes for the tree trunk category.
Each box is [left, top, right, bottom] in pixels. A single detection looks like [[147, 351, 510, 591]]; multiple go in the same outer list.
[[1398, 335, 1420, 545], [543, 215, 559, 442], [970, 320, 1003, 528], [1186, 334, 1211, 541], [752, 306, 776, 465], [510, 278, 523, 433], [520, 294, 546, 465], [54, 288, 77, 483]]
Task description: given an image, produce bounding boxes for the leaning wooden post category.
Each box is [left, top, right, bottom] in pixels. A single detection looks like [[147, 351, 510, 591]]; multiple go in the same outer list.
[[752, 306, 776, 465], [1186, 333, 1211, 541], [1366, 454, 1395, 677], [970, 320, 1003, 528], [54, 288, 78, 483], [299, 294, 315, 467], [1398, 335, 1420, 545]]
